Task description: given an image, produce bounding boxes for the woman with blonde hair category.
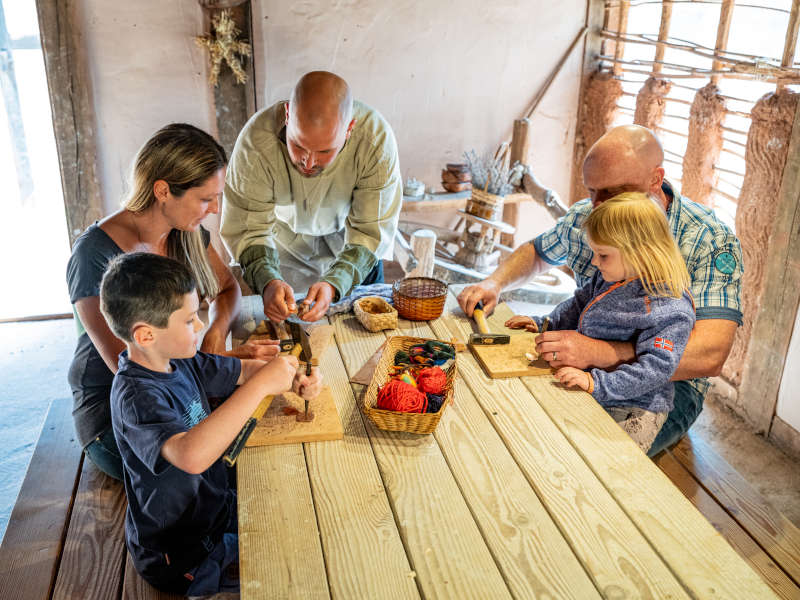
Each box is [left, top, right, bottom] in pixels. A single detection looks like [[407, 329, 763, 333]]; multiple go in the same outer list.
[[67, 123, 280, 479], [506, 192, 695, 452]]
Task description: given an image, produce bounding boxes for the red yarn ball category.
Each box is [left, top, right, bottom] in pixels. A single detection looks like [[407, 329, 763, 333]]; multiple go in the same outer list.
[[377, 380, 427, 413], [415, 367, 447, 395]]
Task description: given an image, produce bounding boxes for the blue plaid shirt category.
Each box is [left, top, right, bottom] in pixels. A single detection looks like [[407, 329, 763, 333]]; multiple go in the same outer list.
[[532, 182, 743, 397]]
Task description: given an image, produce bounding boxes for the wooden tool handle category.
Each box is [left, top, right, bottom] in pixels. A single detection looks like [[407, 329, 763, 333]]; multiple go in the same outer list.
[[473, 301, 490, 334], [223, 342, 307, 467], [223, 415, 258, 467]]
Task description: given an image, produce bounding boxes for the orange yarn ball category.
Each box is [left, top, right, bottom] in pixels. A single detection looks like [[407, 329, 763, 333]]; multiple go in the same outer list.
[[416, 367, 447, 395], [377, 379, 427, 413]]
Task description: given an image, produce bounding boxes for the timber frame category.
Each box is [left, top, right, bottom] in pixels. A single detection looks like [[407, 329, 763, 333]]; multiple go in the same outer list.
[[35, 0, 103, 246]]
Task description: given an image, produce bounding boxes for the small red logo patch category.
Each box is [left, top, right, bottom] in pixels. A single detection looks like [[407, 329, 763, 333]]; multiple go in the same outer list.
[[654, 337, 674, 351]]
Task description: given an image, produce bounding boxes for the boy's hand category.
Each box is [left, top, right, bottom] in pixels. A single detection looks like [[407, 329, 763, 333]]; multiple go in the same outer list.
[[293, 366, 322, 400], [555, 366, 592, 392], [256, 354, 299, 396], [228, 338, 281, 361], [504, 315, 538, 332]]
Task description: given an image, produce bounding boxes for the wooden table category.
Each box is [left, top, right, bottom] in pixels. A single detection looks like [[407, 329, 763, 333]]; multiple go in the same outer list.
[[236, 296, 777, 599]]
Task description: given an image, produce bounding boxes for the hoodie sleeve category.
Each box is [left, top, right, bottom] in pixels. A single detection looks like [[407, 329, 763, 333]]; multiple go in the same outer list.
[[541, 273, 602, 331], [590, 294, 695, 408]]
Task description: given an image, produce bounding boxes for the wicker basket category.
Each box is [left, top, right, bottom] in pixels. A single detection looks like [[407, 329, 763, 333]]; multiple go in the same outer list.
[[363, 335, 457, 434], [353, 296, 398, 332], [466, 187, 505, 221], [392, 277, 448, 321]]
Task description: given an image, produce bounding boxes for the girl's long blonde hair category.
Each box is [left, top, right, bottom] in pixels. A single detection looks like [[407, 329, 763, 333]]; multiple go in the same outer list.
[[584, 192, 690, 298], [125, 123, 226, 300]]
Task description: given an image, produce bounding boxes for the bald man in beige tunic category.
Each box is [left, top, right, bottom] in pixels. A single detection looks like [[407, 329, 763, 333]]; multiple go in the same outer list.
[[458, 125, 744, 457], [221, 71, 402, 323]]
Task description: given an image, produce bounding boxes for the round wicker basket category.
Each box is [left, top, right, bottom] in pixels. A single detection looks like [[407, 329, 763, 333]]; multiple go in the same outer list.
[[392, 277, 448, 321]]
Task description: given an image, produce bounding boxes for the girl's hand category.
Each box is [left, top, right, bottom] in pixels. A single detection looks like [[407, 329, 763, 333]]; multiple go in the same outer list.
[[555, 366, 592, 392], [293, 366, 323, 400], [504, 315, 538, 332]]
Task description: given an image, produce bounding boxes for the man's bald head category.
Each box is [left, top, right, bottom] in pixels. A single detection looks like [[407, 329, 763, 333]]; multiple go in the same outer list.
[[285, 71, 355, 177], [289, 71, 353, 134], [583, 125, 667, 208]]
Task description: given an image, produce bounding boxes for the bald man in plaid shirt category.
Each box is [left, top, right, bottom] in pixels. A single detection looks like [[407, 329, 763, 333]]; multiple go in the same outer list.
[[458, 125, 743, 457]]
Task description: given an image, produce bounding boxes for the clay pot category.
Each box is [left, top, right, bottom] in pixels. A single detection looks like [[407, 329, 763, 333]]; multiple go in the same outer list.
[[442, 181, 472, 193]]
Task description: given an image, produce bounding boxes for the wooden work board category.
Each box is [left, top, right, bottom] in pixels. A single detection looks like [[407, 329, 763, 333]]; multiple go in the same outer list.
[[469, 303, 553, 379], [245, 323, 344, 446]]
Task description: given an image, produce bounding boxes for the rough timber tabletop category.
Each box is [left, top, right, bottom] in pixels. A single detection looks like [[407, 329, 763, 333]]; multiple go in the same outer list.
[[236, 293, 776, 600]]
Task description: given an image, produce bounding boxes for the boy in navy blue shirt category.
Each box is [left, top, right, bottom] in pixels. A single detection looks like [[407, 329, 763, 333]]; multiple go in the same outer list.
[[100, 252, 321, 596]]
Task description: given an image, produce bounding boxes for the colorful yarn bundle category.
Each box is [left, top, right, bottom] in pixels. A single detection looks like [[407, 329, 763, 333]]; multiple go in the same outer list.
[[377, 379, 428, 413]]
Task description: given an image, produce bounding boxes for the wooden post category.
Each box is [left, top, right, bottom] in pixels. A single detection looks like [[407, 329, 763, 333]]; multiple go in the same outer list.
[[569, 0, 606, 205], [199, 0, 256, 259], [710, 0, 735, 85], [199, 0, 257, 158], [736, 97, 800, 433], [778, 0, 800, 92], [501, 118, 531, 248], [35, 0, 103, 245], [407, 229, 436, 279], [652, 0, 673, 75], [612, 0, 630, 77]]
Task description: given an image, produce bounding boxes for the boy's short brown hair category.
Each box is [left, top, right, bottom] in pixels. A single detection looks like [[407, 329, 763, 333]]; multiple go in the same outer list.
[[100, 252, 196, 342]]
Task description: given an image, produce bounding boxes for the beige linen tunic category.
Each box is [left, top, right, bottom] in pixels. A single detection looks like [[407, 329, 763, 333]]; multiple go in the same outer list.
[[220, 100, 402, 298]]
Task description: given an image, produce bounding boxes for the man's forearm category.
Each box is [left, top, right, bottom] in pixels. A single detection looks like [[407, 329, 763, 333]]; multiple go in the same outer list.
[[591, 338, 635, 370], [670, 319, 737, 380], [488, 243, 548, 292], [239, 244, 283, 295]]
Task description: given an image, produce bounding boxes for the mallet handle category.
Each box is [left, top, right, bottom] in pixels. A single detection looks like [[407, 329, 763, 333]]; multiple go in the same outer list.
[[473, 301, 490, 334]]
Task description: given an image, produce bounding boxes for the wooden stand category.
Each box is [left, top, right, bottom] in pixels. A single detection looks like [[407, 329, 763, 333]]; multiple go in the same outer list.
[[453, 210, 515, 271]]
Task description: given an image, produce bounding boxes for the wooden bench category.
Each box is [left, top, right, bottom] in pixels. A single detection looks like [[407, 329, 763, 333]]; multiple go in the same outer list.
[[654, 434, 800, 600], [0, 397, 180, 600]]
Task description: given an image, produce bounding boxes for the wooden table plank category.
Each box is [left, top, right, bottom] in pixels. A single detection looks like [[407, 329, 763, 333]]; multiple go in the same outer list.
[[399, 319, 600, 599], [52, 460, 127, 600], [121, 553, 181, 599], [333, 313, 513, 600], [655, 451, 800, 600], [302, 317, 420, 600], [671, 435, 800, 585], [238, 443, 330, 599], [429, 303, 691, 598], [520, 372, 778, 599], [0, 397, 83, 600]]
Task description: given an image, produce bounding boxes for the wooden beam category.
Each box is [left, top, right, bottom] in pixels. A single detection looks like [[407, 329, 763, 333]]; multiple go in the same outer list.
[[569, 0, 606, 205], [501, 118, 531, 247], [35, 0, 103, 246], [711, 0, 735, 85], [652, 0, 673, 75], [612, 0, 630, 77], [778, 0, 800, 92], [199, 1, 257, 158], [738, 96, 800, 433]]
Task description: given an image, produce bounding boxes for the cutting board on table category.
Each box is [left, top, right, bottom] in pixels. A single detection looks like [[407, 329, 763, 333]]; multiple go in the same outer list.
[[244, 322, 344, 446], [469, 303, 553, 379], [246, 386, 343, 446]]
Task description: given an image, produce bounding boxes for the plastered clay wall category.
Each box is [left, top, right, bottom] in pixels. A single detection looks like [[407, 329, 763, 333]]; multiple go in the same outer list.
[[73, 1, 586, 246], [251, 0, 587, 239]]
